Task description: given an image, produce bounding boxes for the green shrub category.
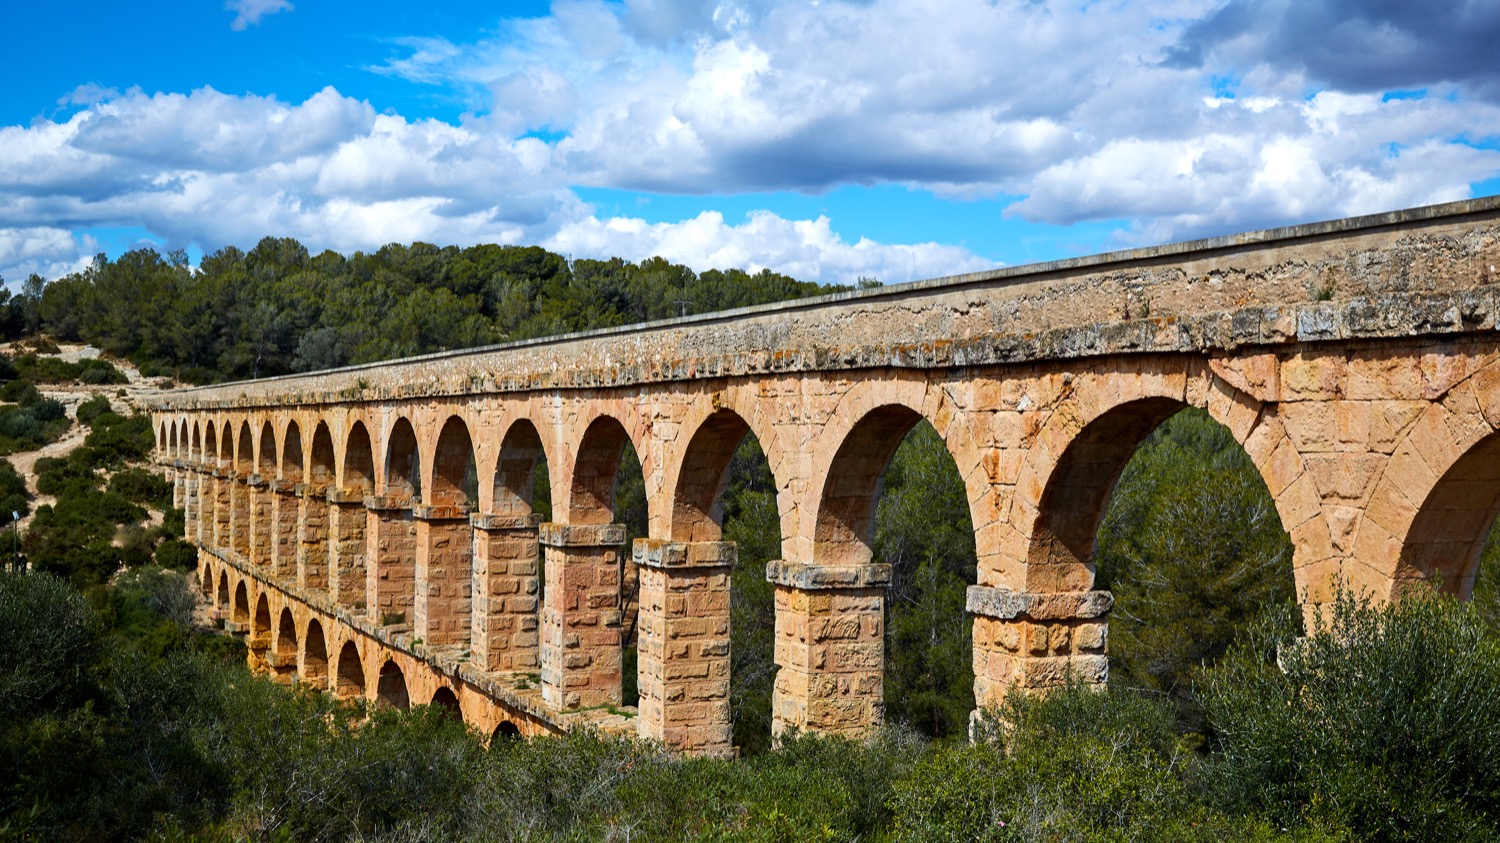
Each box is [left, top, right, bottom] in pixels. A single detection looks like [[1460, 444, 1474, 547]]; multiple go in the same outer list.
[[108, 467, 172, 508], [154, 539, 196, 571], [76, 394, 112, 425], [30, 396, 64, 423], [889, 683, 1193, 843], [1200, 591, 1500, 841], [78, 359, 127, 385], [0, 379, 38, 405], [0, 569, 102, 720], [80, 412, 153, 467]]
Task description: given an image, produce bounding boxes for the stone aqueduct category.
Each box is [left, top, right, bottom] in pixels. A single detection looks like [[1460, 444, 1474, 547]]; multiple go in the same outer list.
[[153, 198, 1500, 755]]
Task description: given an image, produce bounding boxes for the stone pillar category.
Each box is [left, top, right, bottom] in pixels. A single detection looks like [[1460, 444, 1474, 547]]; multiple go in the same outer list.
[[413, 505, 474, 647], [172, 460, 185, 511], [247, 475, 272, 570], [212, 469, 231, 551], [471, 513, 542, 672], [967, 586, 1112, 715], [196, 467, 215, 547], [298, 484, 329, 594], [539, 522, 626, 710], [229, 473, 251, 560], [247, 624, 270, 676], [270, 481, 300, 581], [635, 540, 734, 757], [327, 491, 368, 611], [182, 466, 200, 544], [365, 495, 417, 626], [767, 560, 891, 738]]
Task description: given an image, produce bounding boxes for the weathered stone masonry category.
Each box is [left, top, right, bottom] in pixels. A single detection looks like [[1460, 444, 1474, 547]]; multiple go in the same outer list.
[[157, 198, 1500, 754]]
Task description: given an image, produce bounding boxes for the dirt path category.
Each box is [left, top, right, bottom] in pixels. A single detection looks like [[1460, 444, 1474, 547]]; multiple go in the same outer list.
[[2, 342, 172, 531]]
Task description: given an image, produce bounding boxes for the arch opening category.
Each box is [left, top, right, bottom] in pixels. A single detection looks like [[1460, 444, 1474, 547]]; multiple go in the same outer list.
[[309, 423, 336, 493], [281, 422, 304, 483], [343, 422, 375, 496], [664, 410, 782, 753], [335, 641, 365, 699], [429, 686, 462, 721], [376, 660, 410, 710], [304, 619, 329, 688], [431, 417, 478, 508], [493, 420, 548, 519], [492, 721, 521, 742], [1084, 405, 1295, 726], [257, 422, 276, 477], [1403, 430, 1500, 598], [384, 418, 421, 500], [815, 406, 978, 739], [232, 581, 249, 624]]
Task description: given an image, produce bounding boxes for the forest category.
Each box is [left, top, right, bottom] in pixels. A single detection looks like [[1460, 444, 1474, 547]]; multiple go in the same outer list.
[[2, 238, 1500, 840]]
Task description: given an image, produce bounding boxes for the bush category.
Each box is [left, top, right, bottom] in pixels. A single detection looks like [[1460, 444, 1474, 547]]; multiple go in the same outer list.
[[1200, 591, 1500, 841], [0, 379, 39, 405], [155, 538, 197, 570], [76, 394, 112, 425], [889, 683, 1195, 842], [30, 396, 64, 423], [0, 569, 102, 720], [108, 467, 172, 508], [79, 359, 127, 385], [80, 412, 153, 467]]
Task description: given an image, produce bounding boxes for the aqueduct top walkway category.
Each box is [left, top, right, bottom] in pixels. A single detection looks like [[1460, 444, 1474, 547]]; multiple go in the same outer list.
[[154, 196, 1500, 754]]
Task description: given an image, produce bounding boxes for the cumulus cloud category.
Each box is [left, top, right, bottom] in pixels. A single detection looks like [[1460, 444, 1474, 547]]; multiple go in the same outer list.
[[6, 0, 1500, 284], [226, 0, 293, 31], [547, 210, 993, 285], [1167, 0, 1500, 100]]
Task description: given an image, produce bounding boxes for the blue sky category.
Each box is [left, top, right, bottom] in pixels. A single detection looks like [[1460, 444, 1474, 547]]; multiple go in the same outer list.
[[3, 0, 1499, 286]]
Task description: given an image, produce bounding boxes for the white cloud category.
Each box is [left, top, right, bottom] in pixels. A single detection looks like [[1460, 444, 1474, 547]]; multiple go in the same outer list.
[[7, 0, 1500, 284], [546, 210, 993, 285], [226, 0, 293, 31]]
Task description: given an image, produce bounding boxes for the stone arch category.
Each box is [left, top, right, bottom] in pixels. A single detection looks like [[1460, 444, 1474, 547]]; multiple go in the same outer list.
[[1384, 401, 1500, 599], [257, 421, 277, 476], [342, 421, 375, 496], [811, 404, 930, 567], [276, 607, 299, 682], [254, 592, 272, 638], [303, 618, 329, 688], [281, 421, 304, 483], [564, 414, 636, 525], [235, 421, 253, 475], [492, 418, 548, 517], [429, 416, 477, 508], [1021, 396, 1187, 592], [276, 607, 298, 659], [492, 721, 521, 741], [668, 408, 757, 542], [204, 420, 218, 466], [1006, 367, 1321, 601], [383, 417, 421, 500], [232, 580, 249, 624], [429, 686, 462, 721], [190, 421, 202, 463], [216, 570, 229, 606], [217, 419, 234, 467], [334, 641, 365, 699], [376, 660, 410, 710], [804, 376, 988, 571], [167, 422, 177, 458], [309, 422, 336, 492]]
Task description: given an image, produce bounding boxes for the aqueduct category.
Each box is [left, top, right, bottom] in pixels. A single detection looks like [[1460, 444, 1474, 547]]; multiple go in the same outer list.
[[153, 197, 1500, 755]]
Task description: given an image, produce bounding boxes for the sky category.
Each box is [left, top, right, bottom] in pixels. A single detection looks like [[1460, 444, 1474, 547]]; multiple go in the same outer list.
[[2, 0, 1499, 287]]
